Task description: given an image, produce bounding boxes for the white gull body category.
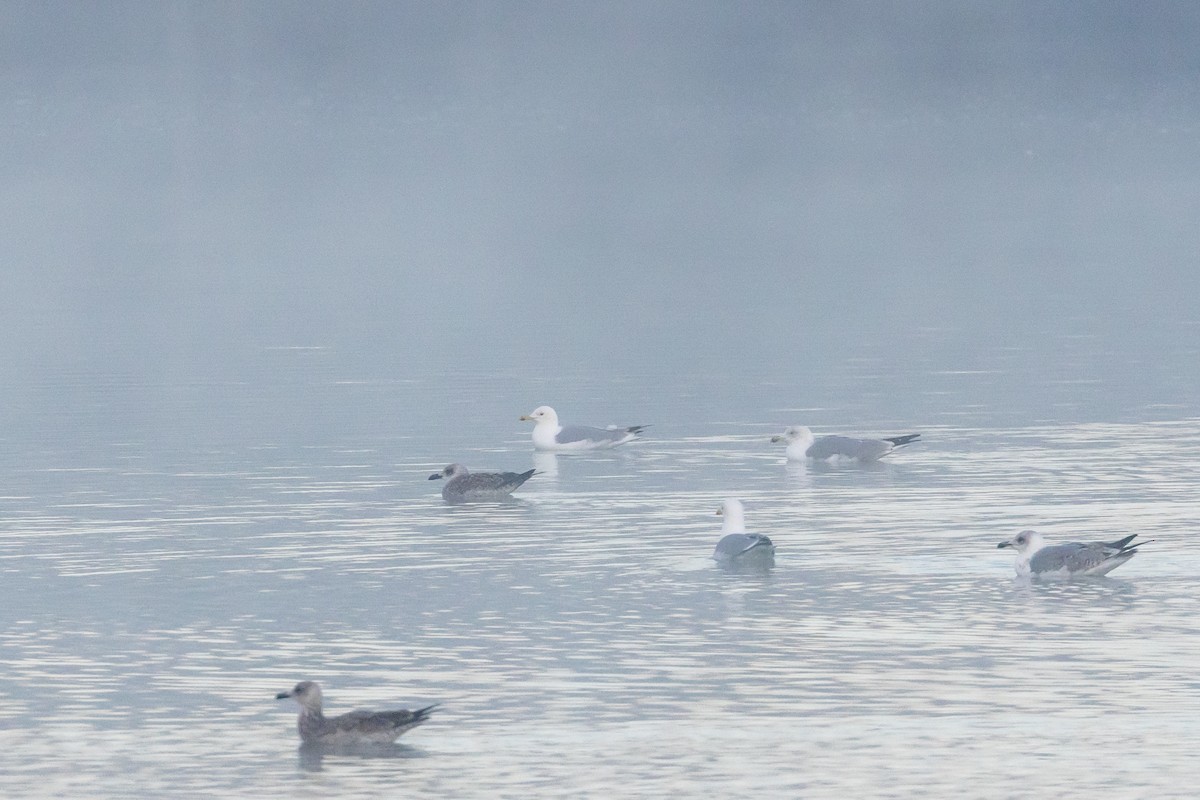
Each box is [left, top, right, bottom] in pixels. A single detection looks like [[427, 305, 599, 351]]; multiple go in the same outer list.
[[712, 499, 775, 564], [771, 425, 920, 462], [997, 529, 1144, 579], [520, 405, 645, 451]]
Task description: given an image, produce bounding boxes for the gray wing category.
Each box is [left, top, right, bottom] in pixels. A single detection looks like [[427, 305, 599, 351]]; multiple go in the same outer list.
[[328, 706, 435, 737], [556, 424, 635, 444], [445, 469, 535, 501], [458, 470, 535, 493], [1029, 543, 1097, 574], [713, 533, 775, 561], [808, 435, 890, 461], [1068, 535, 1140, 573]]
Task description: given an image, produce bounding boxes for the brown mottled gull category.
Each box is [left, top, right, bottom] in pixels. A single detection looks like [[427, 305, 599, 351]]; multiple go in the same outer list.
[[276, 681, 437, 745]]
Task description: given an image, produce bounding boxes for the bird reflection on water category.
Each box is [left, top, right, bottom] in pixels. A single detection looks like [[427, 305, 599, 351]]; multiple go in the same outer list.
[[297, 741, 431, 773]]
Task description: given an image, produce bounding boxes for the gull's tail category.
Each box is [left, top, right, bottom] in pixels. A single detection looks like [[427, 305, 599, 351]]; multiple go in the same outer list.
[[386, 703, 439, 737], [412, 704, 439, 723], [884, 433, 921, 448], [1107, 533, 1148, 553]]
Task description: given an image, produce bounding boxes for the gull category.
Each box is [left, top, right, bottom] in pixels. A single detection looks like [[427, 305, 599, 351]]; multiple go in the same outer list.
[[997, 530, 1146, 578], [519, 405, 646, 451], [276, 681, 437, 745], [712, 499, 775, 564], [771, 425, 920, 462], [428, 463, 535, 503]]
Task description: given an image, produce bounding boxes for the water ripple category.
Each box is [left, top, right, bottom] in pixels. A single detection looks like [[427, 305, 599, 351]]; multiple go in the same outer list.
[[2, 409, 1200, 797]]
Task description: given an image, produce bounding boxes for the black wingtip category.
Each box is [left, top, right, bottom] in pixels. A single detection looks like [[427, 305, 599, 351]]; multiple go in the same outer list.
[[884, 433, 921, 447], [1109, 533, 1141, 550], [628, 425, 648, 436]]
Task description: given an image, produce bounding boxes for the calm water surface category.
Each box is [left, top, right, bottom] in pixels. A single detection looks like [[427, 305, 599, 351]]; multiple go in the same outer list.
[[2, 334, 1199, 798]]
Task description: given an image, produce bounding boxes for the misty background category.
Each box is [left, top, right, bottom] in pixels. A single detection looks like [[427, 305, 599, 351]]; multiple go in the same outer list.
[[5, 7, 1200, 796], [2, 2, 1199, 447]]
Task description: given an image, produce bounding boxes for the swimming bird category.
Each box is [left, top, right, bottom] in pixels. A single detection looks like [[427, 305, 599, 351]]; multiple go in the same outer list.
[[771, 425, 920, 462], [276, 681, 437, 745], [519, 405, 645, 451], [712, 499, 775, 564], [428, 463, 535, 502], [997, 530, 1145, 578]]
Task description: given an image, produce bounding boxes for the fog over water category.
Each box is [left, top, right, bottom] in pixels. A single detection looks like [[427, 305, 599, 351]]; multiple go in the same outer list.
[[2, 3, 1200, 798], [5, 3, 1199, 383]]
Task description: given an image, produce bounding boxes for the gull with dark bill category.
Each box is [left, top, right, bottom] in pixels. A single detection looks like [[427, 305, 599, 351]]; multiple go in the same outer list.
[[771, 425, 920, 462], [520, 405, 646, 451], [428, 463, 535, 503], [276, 681, 437, 745], [712, 499, 775, 565], [997, 529, 1146, 579]]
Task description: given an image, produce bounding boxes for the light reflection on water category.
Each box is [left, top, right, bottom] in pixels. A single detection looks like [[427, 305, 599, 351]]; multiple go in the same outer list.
[[1, 369, 1200, 797]]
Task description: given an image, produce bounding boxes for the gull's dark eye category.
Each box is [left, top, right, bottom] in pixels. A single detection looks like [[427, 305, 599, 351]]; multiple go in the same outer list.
[[1017, 535, 1026, 544]]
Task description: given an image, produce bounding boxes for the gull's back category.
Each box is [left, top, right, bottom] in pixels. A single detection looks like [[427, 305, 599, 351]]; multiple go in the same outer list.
[[713, 533, 775, 562], [808, 435, 891, 461], [555, 424, 643, 446], [308, 705, 437, 745], [1028, 534, 1141, 577], [445, 469, 535, 501]]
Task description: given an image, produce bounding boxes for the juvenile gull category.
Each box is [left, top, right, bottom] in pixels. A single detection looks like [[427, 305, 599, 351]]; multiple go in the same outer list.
[[519, 405, 646, 451], [712, 499, 776, 564], [997, 530, 1145, 578], [276, 681, 437, 745], [428, 463, 535, 503], [771, 425, 920, 462]]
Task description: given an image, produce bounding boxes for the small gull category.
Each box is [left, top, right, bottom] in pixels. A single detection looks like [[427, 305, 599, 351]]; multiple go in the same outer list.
[[428, 463, 535, 503], [712, 499, 776, 564], [997, 529, 1145, 578], [276, 681, 437, 745], [771, 425, 920, 462], [519, 405, 646, 451]]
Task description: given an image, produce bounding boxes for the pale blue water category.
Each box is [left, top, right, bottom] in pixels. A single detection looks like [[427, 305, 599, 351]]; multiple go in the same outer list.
[[2, 323, 1200, 798]]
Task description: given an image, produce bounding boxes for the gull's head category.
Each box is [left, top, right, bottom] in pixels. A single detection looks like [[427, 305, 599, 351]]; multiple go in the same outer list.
[[771, 425, 812, 444], [276, 680, 323, 713], [716, 498, 746, 532], [429, 463, 467, 481], [520, 406, 558, 425], [997, 529, 1044, 554]]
